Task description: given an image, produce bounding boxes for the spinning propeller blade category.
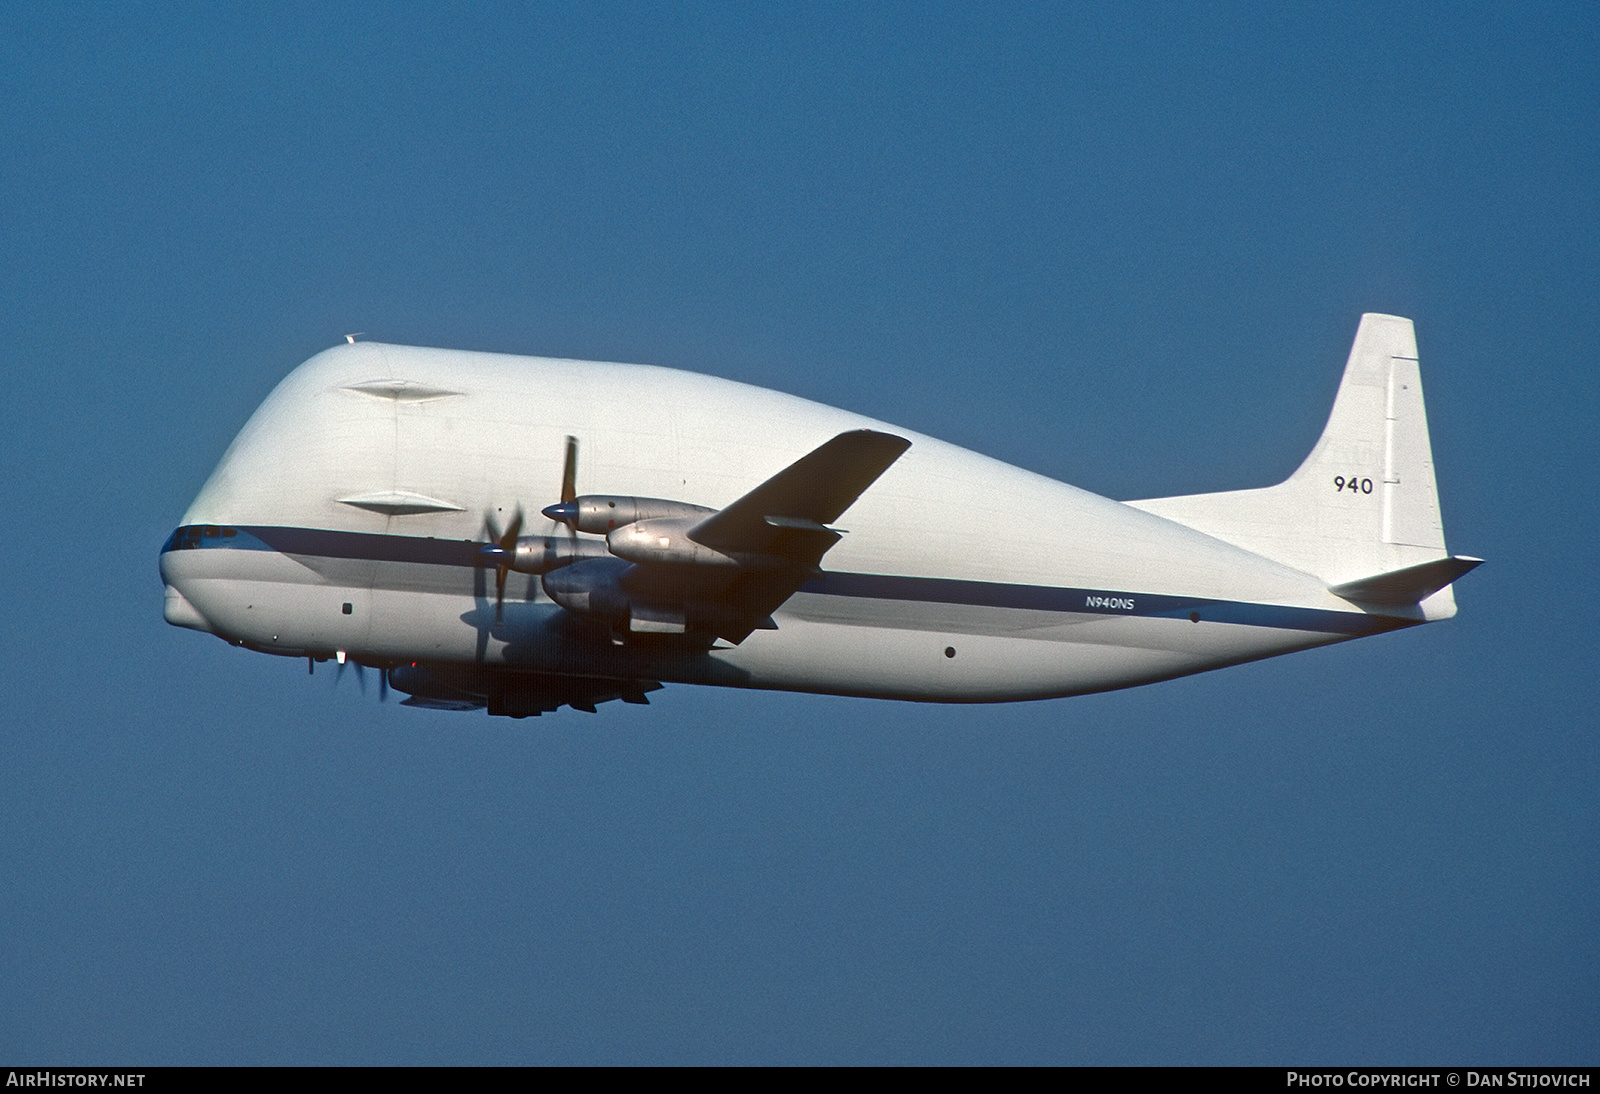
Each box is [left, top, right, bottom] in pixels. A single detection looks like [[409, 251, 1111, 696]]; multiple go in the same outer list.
[[542, 435, 581, 530], [334, 654, 387, 703], [560, 435, 578, 505], [481, 436, 581, 620], [482, 507, 524, 621]]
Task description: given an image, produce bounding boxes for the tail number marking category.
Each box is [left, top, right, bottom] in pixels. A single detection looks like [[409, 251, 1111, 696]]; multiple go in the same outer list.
[[1333, 475, 1373, 495]]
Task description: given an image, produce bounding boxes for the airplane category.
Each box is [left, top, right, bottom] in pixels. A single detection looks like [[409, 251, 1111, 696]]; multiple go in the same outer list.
[[160, 313, 1480, 717]]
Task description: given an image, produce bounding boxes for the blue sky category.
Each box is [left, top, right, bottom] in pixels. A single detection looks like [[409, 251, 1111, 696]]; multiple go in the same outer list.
[[1, 2, 1595, 1064]]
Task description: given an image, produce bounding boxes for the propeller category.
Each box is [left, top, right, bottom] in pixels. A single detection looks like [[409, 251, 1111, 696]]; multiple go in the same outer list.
[[335, 657, 367, 694], [480, 507, 524, 621], [333, 656, 389, 702], [541, 435, 580, 531], [480, 436, 579, 620]]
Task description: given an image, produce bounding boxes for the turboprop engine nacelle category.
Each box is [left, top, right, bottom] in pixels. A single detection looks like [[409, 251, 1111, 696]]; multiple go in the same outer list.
[[542, 551, 783, 637], [547, 496, 715, 535], [541, 557, 634, 622], [608, 517, 747, 568], [507, 535, 611, 575], [541, 557, 728, 636], [608, 517, 837, 570]]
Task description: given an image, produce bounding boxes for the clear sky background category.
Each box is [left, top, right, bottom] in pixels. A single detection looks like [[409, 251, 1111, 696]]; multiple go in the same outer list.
[[1, 2, 1595, 1065]]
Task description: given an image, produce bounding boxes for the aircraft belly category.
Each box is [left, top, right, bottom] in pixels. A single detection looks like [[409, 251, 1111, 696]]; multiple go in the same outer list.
[[165, 538, 1368, 698], [773, 590, 1341, 663], [724, 613, 1340, 700], [350, 585, 1338, 702], [1011, 614, 1337, 658]]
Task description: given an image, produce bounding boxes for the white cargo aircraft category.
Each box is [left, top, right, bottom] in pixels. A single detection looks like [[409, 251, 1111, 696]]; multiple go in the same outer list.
[[161, 314, 1479, 716]]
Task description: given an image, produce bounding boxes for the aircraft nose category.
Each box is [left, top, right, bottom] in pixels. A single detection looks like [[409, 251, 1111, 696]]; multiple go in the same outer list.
[[159, 525, 215, 633], [162, 584, 213, 632], [158, 526, 181, 584]]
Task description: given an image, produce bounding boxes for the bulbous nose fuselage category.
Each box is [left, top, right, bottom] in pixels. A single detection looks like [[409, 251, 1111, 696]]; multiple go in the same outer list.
[[160, 324, 1471, 715]]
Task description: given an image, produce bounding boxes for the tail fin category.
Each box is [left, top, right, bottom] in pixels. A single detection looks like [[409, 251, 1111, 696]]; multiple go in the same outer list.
[[1128, 314, 1475, 617]]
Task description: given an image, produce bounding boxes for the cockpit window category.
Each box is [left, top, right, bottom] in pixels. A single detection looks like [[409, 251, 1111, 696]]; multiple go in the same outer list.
[[167, 525, 240, 550]]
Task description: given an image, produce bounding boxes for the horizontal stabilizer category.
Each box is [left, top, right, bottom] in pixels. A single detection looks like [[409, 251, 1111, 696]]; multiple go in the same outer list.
[[1329, 555, 1483, 606]]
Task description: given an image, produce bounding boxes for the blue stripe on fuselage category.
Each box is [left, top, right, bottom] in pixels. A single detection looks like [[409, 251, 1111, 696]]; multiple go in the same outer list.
[[161, 524, 1412, 637], [163, 524, 483, 565], [800, 572, 1409, 636]]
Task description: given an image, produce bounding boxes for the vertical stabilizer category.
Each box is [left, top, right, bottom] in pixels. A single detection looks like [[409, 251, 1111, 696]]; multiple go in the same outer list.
[[1128, 315, 1466, 616]]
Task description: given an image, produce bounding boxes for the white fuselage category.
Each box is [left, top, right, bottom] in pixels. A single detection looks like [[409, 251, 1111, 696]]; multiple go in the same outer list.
[[160, 342, 1414, 703]]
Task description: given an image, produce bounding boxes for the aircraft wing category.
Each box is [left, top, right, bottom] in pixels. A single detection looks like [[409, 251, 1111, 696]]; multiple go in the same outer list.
[[688, 430, 911, 559], [687, 429, 910, 642]]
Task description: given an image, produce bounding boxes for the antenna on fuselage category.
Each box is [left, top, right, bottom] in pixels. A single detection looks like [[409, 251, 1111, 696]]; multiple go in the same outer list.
[[344, 332, 365, 344]]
